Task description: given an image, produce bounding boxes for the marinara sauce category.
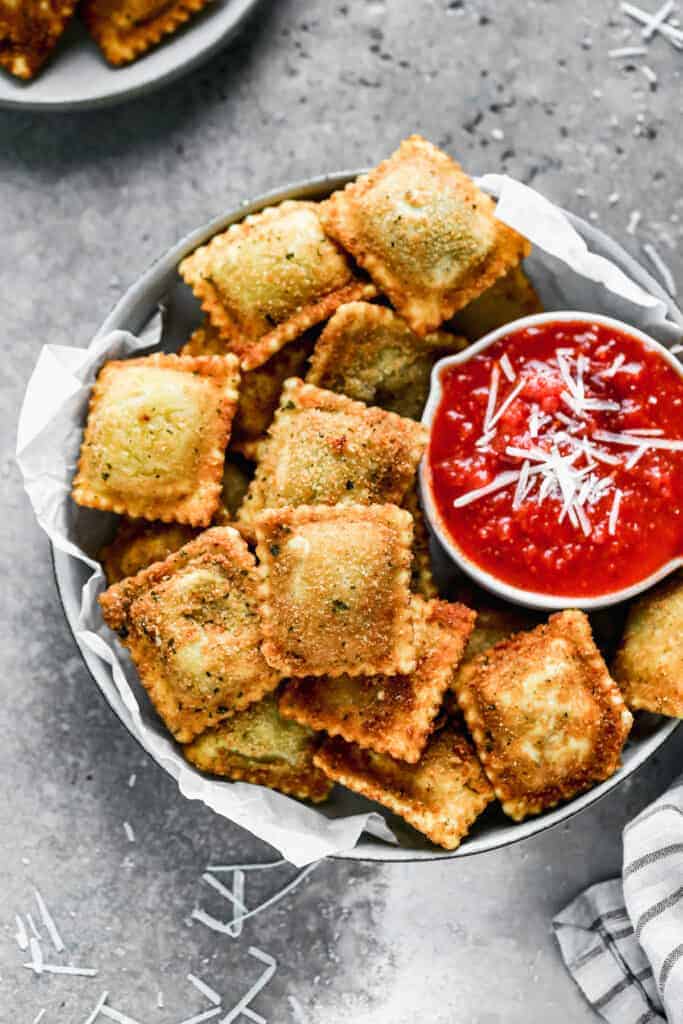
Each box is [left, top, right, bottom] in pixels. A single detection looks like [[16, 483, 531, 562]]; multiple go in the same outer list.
[[427, 319, 683, 597]]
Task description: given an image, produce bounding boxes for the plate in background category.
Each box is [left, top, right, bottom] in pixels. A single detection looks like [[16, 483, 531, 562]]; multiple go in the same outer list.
[[0, 0, 261, 112], [52, 172, 683, 861]]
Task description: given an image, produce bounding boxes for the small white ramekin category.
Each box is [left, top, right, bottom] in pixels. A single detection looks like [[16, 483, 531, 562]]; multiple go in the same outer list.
[[419, 310, 683, 611]]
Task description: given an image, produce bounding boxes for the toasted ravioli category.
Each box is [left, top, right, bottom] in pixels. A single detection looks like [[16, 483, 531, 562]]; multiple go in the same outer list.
[[314, 724, 494, 850], [454, 610, 633, 821], [449, 265, 542, 341], [81, 0, 211, 66], [72, 353, 240, 527], [0, 0, 76, 79], [613, 575, 683, 717], [403, 485, 437, 599], [306, 301, 466, 420], [255, 504, 415, 678], [213, 454, 253, 525], [320, 135, 530, 335], [280, 598, 474, 763], [99, 527, 282, 743], [179, 201, 376, 371], [239, 378, 427, 523], [183, 694, 332, 802], [100, 518, 199, 585], [182, 320, 315, 457], [452, 606, 539, 692]]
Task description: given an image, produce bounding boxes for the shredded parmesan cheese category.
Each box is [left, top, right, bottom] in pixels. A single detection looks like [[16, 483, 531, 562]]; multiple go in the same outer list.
[[499, 354, 516, 382], [34, 888, 65, 953], [220, 947, 277, 1024], [188, 973, 222, 1006], [608, 45, 648, 57], [206, 860, 286, 873], [24, 962, 98, 977], [28, 937, 43, 975], [627, 210, 642, 235], [176, 1007, 223, 1024], [15, 913, 29, 951], [123, 821, 135, 843], [608, 490, 623, 535], [32, 1010, 46, 1024], [100, 1007, 143, 1024], [83, 991, 110, 1024]]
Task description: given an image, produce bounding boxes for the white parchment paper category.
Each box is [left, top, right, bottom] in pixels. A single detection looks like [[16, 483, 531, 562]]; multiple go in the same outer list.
[[16, 177, 683, 866]]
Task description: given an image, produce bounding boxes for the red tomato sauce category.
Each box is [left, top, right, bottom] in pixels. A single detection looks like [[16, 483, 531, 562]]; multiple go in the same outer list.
[[427, 319, 683, 597]]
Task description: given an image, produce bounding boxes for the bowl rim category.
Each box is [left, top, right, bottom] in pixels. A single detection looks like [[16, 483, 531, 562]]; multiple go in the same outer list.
[[51, 172, 683, 863], [419, 310, 683, 612]]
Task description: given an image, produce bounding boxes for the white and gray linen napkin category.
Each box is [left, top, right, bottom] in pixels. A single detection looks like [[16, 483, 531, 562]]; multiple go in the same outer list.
[[554, 776, 683, 1023]]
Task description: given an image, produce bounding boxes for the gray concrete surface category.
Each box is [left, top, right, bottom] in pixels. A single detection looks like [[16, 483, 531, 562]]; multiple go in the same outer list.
[[2, 1, 683, 1021]]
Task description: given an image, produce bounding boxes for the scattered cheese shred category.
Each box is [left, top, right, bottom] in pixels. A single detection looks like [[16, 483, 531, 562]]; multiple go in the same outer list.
[[128, 773, 137, 788], [202, 873, 248, 915], [608, 489, 623, 535], [123, 822, 135, 843], [176, 1007, 223, 1024], [621, 0, 683, 47], [231, 870, 245, 940], [100, 1006, 143, 1024], [157, 991, 165, 1010], [32, 1010, 46, 1024], [627, 210, 642, 235], [28, 937, 43, 975], [24, 962, 98, 977], [206, 860, 286, 873], [220, 947, 277, 1024], [287, 995, 307, 1024], [34, 888, 66, 953], [188, 973, 222, 1007], [194, 863, 320, 938], [643, 242, 677, 296], [608, 45, 648, 57], [499, 353, 516, 382], [82, 991, 110, 1024], [15, 913, 29, 951]]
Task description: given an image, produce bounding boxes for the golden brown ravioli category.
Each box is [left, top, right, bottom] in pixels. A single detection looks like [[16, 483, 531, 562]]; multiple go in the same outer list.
[[454, 610, 633, 821], [100, 518, 199, 585], [0, 0, 76, 79], [306, 301, 466, 420], [72, 352, 240, 527], [320, 135, 530, 335], [238, 378, 427, 523], [255, 503, 416, 678], [279, 597, 474, 763], [613, 574, 683, 717], [99, 527, 282, 743], [314, 723, 495, 851], [451, 605, 539, 692], [182, 319, 315, 457], [183, 694, 332, 802], [179, 201, 376, 371], [81, 0, 211, 66], [449, 265, 542, 341]]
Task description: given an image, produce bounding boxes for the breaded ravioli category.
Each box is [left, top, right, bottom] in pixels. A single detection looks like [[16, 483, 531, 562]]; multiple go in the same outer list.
[[279, 597, 474, 763], [320, 135, 530, 335], [449, 265, 542, 341], [454, 610, 633, 821], [613, 574, 683, 717], [100, 518, 199, 585], [72, 352, 240, 527], [81, 0, 211, 66], [179, 201, 376, 371], [182, 320, 315, 457], [99, 527, 282, 743], [238, 378, 427, 523], [255, 503, 416, 678], [314, 723, 495, 851], [0, 0, 76, 79], [306, 301, 466, 420], [183, 694, 332, 802]]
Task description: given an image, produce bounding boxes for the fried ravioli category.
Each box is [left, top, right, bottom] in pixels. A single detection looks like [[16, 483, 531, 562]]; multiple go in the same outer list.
[[314, 723, 495, 850], [238, 378, 427, 523], [320, 135, 530, 335], [306, 301, 466, 420], [0, 0, 76, 79], [72, 352, 240, 527], [279, 597, 474, 763], [454, 610, 633, 821], [81, 0, 211, 66], [613, 574, 683, 717], [449, 265, 542, 341], [99, 526, 282, 743], [179, 200, 376, 371], [255, 503, 415, 678], [183, 694, 332, 802]]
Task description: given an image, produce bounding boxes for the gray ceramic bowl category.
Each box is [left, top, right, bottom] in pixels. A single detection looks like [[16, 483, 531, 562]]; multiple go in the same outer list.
[[53, 173, 682, 861], [0, 0, 261, 112]]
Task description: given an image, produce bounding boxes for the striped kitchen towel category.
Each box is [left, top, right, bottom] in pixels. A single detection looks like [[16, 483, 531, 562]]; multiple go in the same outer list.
[[553, 778, 683, 1023]]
